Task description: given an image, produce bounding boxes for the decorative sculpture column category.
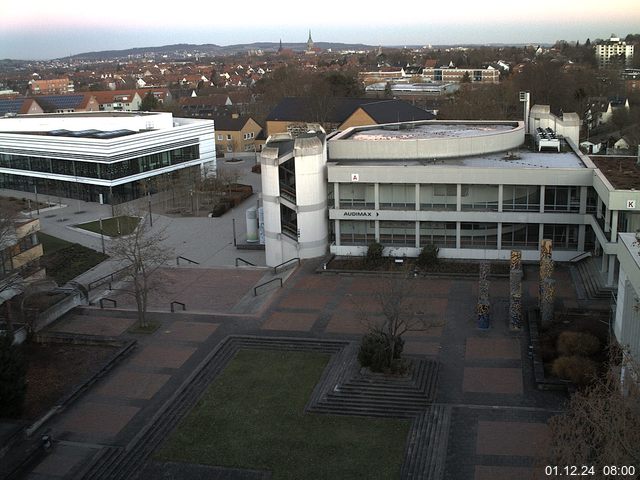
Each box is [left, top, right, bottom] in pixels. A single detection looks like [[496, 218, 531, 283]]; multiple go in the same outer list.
[[477, 262, 490, 329], [509, 250, 523, 330], [539, 239, 555, 325], [541, 278, 556, 326]]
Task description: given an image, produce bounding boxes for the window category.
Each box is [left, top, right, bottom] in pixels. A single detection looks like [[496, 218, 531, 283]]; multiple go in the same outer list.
[[544, 186, 580, 212], [543, 224, 578, 250], [503, 185, 540, 212], [502, 223, 539, 249], [217, 134, 223, 141], [379, 221, 415, 246], [461, 185, 499, 211], [460, 223, 498, 248], [379, 184, 415, 210], [420, 184, 456, 210], [340, 220, 375, 245], [227, 134, 232, 141], [420, 222, 456, 248], [339, 183, 375, 209]]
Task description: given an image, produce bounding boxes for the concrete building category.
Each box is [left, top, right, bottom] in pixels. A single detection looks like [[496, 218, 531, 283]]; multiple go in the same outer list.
[[0, 111, 215, 204], [260, 132, 328, 266], [258, 104, 640, 301], [614, 233, 640, 370], [421, 66, 500, 84], [595, 35, 635, 68], [28, 78, 74, 95]]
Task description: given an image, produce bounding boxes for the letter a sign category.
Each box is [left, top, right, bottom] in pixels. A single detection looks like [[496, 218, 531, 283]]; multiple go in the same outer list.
[[351, 173, 359, 182]]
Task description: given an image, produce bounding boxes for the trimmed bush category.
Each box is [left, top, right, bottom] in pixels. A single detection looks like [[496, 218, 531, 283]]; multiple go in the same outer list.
[[364, 242, 384, 269], [358, 331, 404, 373], [416, 244, 439, 268], [551, 355, 598, 385], [557, 331, 601, 357], [0, 335, 27, 418]]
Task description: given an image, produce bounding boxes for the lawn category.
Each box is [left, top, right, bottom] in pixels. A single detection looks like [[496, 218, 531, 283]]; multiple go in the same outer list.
[[39, 232, 109, 285], [157, 349, 410, 480], [75, 215, 140, 237]]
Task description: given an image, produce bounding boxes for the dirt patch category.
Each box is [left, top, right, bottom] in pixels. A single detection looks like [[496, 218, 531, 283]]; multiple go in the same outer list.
[[21, 342, 116, 420]]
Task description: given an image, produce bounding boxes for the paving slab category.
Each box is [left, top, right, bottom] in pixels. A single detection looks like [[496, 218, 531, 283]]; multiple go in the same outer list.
[[476, 420, 550, 457], [47, 315, 135, 337], [30, 444, 96, 478], [404, 340, 440, 356], [463, 367, 523, 394], [130, 344, 197, 369], [261, 311, 318, 332], [161, 321, 219, 342], [324, 310, 372, 335], [465, 337, 521, 360], [56, 402, 140, 437], [277, 292, 331, 310], [96, 371, 171, 400]]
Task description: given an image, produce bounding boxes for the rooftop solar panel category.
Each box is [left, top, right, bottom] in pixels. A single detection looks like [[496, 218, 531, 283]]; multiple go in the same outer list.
[[0, 99, 26, 116]]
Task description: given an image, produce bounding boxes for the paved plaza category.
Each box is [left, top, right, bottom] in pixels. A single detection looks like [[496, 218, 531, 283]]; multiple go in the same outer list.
[[13, 256, 585, 480]]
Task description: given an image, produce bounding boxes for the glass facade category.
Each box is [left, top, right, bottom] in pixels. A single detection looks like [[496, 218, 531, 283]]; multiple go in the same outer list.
[[420, 184, 457, 210], [0, 145, 199, 181]]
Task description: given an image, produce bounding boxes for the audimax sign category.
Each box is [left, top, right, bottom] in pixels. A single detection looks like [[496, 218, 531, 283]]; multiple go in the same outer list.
[[342, 211, 379, 217]]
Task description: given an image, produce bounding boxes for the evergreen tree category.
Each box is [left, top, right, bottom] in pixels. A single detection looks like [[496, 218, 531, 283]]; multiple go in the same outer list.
[[0, 335, 27, 418]]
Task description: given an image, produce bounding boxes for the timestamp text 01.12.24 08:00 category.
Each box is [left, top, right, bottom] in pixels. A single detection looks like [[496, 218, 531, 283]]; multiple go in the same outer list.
[[544, 465, 636, 476]]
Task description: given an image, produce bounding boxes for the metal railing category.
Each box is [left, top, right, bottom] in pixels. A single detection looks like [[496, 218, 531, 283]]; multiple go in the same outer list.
[[235, 257, 256, 267], [568, 251, 592, 263], [88, 265, 132, 291], [176, 256, 199, 266], [170, 301, 186, 312], [99, 298, 117, 309], [273, 257, 300, 274], [254, 277, 283, 296]]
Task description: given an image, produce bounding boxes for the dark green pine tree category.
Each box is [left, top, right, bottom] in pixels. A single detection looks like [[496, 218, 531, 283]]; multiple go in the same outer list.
[[0, 334, 27, 418]]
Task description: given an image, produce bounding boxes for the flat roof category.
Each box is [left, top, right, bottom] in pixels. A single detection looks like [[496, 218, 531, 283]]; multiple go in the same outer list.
[[345, 123, 517, 141], [591, 156, 640, 190], [331, 148, 587, 169]]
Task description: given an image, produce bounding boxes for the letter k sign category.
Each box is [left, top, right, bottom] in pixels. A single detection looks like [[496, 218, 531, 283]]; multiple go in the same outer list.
[[628, 200, 636, 209]]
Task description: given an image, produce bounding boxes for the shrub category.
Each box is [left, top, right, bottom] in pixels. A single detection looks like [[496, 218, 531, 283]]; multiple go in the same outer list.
[[364, 242, 384, 269], [557, 331, 601, 357], [0, 335, 27, 418], [358, 331, 404, 373], [416, 244, 439, 268], [551, 355, 598, 385]]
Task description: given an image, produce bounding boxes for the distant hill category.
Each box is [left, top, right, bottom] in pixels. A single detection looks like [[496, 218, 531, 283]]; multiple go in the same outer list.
[[62, 42, 377, 61]]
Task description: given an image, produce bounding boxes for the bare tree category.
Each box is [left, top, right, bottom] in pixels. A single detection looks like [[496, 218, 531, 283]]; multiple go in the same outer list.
[[543, 348, 640, 473], [357, 271, 443, 371], [108, 214, 173, 328], [0, 202, 23, 337]]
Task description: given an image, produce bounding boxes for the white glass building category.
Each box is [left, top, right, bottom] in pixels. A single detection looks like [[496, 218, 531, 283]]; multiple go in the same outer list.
[[0, 111, 215, 204]]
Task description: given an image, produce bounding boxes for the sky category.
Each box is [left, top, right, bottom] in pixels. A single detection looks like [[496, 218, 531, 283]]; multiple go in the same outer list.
[[1, 0, 639, 60]]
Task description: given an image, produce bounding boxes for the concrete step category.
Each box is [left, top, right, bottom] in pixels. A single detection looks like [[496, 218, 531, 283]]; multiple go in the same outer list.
[[401, 405, 451, 480]]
